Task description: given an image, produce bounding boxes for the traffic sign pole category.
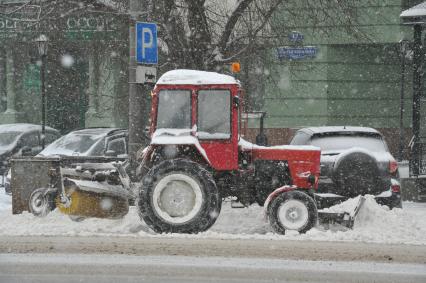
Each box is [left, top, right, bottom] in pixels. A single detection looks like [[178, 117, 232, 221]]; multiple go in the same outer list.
[[128, 3, 152, 176]]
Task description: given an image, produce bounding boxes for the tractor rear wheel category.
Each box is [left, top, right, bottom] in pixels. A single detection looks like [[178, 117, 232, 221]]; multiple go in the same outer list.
[[268, 190, 317, 235], [138, 159, 221, 234]]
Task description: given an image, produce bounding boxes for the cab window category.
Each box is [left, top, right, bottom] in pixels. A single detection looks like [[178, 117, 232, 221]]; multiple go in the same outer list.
[[157, 90, 191, 129], [197, 89, 231, 139]]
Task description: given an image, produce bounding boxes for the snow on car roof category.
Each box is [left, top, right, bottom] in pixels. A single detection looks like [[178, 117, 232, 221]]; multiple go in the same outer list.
[[0, 123, 57, 133], [239, 138, 320, 151], [400, 1, 426, 19], [299, 126, 381, 136], [69, 128, 124, 135], [156, 69, 239, 85]]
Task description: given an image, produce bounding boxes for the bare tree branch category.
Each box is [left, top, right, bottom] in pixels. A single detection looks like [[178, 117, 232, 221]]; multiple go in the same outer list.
[[217, 0, 255, 54]]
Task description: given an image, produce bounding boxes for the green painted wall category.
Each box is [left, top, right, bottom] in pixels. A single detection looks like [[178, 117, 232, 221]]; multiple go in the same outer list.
[[265, 0, 417, 130]]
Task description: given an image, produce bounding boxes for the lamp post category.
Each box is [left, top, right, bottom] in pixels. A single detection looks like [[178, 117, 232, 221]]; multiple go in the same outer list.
[[35, 34, 48, 149]]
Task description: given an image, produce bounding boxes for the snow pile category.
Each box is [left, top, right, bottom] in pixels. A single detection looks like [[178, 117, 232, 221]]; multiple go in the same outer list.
[[0, 188, 425, 245], [299, 196, 426, 245], [352, 196, 424, 244], [320, 195, 363, 214]]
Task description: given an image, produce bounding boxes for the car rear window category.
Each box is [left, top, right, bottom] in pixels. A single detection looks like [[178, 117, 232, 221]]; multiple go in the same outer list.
[[310, 134, 388, 152]]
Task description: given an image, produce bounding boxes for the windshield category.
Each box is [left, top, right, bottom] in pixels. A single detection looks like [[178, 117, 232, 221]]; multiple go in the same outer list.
[[310, 135, 388, 153], [39, 133, 103, 156], [157, 89, 191, 129], [197, 89, 231, 139], [0, 132, 20, 148]]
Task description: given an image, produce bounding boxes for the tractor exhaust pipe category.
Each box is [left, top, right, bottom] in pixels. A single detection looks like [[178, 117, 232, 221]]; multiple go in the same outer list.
[[255, 112, 268, 146]]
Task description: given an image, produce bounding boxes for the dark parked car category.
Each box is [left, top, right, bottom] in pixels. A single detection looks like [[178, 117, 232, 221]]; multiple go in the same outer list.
[[38, 128, 128, 158], [290, 126, 401, 209], [0, 123, 60, 176]]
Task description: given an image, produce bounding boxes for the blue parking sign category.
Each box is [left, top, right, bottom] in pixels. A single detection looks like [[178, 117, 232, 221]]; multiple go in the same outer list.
[[136, 22, 158, 64]]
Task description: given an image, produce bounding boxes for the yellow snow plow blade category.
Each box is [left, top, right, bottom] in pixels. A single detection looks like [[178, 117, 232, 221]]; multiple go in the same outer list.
[[56, 179, 129, 219]]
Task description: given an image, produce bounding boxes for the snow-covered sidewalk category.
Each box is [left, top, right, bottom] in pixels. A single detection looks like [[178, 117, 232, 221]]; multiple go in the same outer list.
[[0, 187, 425, 245]]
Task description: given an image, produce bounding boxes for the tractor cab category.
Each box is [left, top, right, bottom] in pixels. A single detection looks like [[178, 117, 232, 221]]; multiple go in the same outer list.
[[150, 69, 241, 171], [149, 69, 320, 191]]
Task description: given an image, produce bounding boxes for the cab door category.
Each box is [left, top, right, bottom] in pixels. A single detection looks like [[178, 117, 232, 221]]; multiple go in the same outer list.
[[197, 88, 238, 170]]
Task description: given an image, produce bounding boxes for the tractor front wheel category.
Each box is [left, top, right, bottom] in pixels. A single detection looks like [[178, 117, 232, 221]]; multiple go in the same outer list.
[[138, 159, 221, 234], [268, 190, 317, 234]]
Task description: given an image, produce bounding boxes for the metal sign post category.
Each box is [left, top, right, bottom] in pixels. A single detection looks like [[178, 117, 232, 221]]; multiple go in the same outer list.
[[129, 20, 158, 175]]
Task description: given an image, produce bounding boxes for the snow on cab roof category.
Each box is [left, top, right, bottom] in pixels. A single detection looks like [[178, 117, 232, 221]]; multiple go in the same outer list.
[[299, 126, 380, 135], [157, 69, 239, 85], [0, 123, 57, 133]]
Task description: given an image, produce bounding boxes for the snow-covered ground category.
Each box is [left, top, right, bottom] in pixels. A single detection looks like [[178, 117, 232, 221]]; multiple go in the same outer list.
[[0, 187, 425, 245]]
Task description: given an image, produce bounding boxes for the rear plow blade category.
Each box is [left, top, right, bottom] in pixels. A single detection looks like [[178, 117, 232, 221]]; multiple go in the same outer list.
[[318, 196, 366, 229], [56, 178, 129, 219]]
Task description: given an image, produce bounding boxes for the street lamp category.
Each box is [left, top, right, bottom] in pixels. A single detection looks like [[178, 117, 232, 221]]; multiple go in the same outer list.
[[35, 34, 48, 149]]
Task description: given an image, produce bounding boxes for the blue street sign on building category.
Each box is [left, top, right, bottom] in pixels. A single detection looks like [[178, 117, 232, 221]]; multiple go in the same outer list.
[[276, 46, 318, 60], [136, 22, 158, 64], [288, 31, 304, 42]]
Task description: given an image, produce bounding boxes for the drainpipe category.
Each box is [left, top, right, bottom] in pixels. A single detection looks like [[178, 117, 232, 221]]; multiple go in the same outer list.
[[411, 24, 422, 176], [398, 40, 409, 161]]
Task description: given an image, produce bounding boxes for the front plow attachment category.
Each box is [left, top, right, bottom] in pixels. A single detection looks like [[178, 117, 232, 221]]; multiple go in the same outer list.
[[11, 156, 134, 220], [318, 196, 366, 229], [56, 178, 129, 219]]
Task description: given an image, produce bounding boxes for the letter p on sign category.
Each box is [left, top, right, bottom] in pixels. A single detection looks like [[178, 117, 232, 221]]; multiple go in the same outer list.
[[136, 22, 158, 64]]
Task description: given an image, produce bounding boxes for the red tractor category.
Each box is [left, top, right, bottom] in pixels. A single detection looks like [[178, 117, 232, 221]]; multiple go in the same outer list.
[[15, 69, 361, 235], [135, 69, 321, 234]]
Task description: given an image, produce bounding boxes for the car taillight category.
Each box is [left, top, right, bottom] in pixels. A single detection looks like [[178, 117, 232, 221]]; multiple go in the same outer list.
[[389, 160, 398, 174], [391, 184, 401, 193]]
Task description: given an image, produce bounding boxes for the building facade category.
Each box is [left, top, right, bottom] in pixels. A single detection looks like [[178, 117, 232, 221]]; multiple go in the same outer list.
[[0, 0, 128, 133], [253, 0, 425, 156]]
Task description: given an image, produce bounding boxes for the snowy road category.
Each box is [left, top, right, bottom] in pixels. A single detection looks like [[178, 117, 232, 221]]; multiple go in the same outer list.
[[0, 235, 425, 263], [0, 252, 425, 283], [1, 187, 426, 282], [1, 187, 425, 245]]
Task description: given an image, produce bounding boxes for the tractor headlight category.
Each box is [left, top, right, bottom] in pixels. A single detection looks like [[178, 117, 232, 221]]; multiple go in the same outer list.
[[163, 145, 179, 159]]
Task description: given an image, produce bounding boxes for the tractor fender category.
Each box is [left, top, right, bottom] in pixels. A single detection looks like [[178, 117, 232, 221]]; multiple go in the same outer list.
[[263, 185, 297, 220]]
